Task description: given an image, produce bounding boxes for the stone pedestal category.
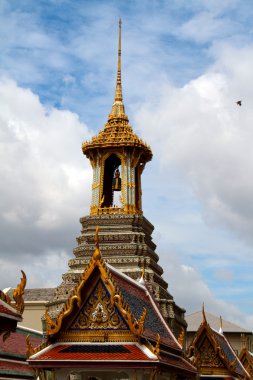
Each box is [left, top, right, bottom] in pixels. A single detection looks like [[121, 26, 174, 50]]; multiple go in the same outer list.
[[47, 214, 186, 336]]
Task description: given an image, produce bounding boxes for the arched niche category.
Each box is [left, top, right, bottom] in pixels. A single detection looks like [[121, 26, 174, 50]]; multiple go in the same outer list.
[[101, 153, 122, 208]]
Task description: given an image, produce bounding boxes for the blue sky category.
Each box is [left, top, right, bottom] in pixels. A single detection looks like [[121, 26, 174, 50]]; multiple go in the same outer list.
[[1, 0, 253, 329]]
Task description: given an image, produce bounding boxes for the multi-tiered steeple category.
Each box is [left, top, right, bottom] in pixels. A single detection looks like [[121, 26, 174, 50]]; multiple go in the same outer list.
[[48, 20, 186, 336]]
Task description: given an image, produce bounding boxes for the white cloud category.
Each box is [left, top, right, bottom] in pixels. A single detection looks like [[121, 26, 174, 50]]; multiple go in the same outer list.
[[0, 77, 92, 288], [179, 12, 228, 43], [132, 41, 253, 327], [163, 254, 252, 329], [135, 43, 253, 247]]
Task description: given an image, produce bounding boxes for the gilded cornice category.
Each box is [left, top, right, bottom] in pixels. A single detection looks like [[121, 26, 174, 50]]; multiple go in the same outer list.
[[44, 227, 147, 341], [82, 122, 152, 162]]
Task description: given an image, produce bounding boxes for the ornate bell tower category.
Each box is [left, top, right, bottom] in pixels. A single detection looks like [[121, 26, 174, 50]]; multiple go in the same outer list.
[[48, 20, 186, 336]]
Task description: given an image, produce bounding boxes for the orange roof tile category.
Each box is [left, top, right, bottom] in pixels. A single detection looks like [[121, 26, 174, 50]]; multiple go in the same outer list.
[[0, 326, 42, 357], [0, 299, 21, 320], [30, 343, 152, 362]]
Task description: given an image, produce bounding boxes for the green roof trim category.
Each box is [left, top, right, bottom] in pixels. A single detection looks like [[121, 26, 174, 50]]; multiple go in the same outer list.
[[0, 350, 26, 360], [0, 369, 34, 377]]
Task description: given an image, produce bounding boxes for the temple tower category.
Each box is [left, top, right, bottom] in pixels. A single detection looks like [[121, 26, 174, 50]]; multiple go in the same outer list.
[[48, 20, 186, 336], [82, 19, 152, 217]]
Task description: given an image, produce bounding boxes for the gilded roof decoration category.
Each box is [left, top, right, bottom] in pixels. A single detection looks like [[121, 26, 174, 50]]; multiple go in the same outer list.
[[0, 270, 26, 316], [82, 19, 152, 162], [69, 279, 129, 331], [44, 226, 147, 342], [239, 338, 253, 378], [187, 308, 249, 378], [178, 327, 185, 347], [13, 270, 26, 315]]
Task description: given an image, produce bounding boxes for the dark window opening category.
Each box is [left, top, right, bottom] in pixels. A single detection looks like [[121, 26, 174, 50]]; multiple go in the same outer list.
[[101, 154, 121, 207]]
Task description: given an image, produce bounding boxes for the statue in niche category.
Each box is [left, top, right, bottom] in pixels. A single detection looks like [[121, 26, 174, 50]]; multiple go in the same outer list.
[[112, 168, 121, 191]]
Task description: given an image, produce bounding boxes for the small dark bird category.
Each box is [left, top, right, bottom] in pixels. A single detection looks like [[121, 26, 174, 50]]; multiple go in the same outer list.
[[236, 100, 242, 106]]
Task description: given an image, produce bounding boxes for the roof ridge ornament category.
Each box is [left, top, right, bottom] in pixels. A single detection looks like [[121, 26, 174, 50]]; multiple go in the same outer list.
[[241, 333, 246, 348], [13, 270, 26, 315], [108, 18, 127, 121], [202, 302, 207, 325], [93, 225, 101, 260], [219, 315, 223, 334], [115, 17, 122, 102], [138, 259, 145, 284]]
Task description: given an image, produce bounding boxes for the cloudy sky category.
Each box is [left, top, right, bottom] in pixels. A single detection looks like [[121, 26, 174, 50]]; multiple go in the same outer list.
[[1, 0, 253, 329]]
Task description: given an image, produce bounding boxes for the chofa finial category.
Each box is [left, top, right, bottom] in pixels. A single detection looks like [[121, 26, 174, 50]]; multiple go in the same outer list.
[[13, 270, 26, 315], [138, 260, 145, 284], [93, 226, 101, 260], [219, 315, 223, 334], [241, 333, 246, 348], [202, 303, 207, 324]]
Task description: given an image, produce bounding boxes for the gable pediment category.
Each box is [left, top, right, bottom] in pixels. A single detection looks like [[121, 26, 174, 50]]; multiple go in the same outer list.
[[194, 335, 225, 369], [44, 229, 146, 343], [68, 278, 129, 332]]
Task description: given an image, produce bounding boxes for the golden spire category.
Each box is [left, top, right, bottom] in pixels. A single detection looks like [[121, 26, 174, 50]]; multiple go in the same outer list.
[[82, 19, 153, 168], [202, 302, 207, 324], [219, 315, 223, 334], [115, 17, 122, 102], [108, 18, 127, 121]]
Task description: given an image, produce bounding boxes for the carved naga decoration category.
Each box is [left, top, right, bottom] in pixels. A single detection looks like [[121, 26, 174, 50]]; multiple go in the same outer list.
[[13, 270, 27, 315]]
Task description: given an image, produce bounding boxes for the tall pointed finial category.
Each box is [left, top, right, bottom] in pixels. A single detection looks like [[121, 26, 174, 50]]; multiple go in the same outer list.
[[138, 259, 145, 284], [93, 226, 101, 260], [241, 333, 246, 349], [108, 18, 127, 120], [115, 17, 123, 102], [202, 303, 207, 324], [219, 315, 223, 334]]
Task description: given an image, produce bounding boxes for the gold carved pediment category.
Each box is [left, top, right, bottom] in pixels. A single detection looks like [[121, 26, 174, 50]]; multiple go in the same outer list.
[[45, 227, 146, 342], [194, 337, 225, 369], [68, 279, 129, 331]]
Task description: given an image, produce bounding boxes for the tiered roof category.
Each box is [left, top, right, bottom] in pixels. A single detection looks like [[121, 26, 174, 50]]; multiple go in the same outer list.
[[187, 307, 249, 379], [0, 326, 42, 379], [28, 227, 196, 377], [82, 19, 152, 163], [0, 271, 42, 379], [186, 310, 251, 333], [0, 298, 22, 321], [239, 337, 253, 378], [0, 271, 26, 340]]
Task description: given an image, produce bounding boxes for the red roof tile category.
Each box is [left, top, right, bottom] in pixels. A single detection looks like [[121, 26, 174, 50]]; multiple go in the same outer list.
[[0, 327, 42, 357], [0, 299, 21, 320], [160, 352, 197, 373], [110, 268, 181, 351], [30, 343, 152, 362], [212, 328, 248, 377], [0, 359, 33, 374]]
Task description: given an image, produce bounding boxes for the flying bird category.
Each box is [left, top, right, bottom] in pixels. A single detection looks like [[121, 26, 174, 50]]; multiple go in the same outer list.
[[236, 100, 242, 106]]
